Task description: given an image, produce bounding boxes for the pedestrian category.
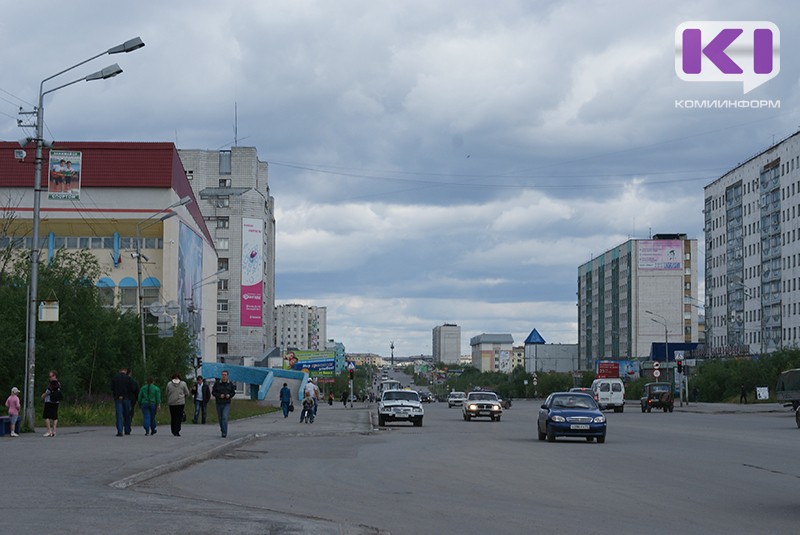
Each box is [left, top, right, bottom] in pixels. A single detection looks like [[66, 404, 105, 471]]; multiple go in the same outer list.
[[341, 390, 347, 407], [165, 373, 191, 437], [740, 384, 748, 404], [41, 370, 61, 437], [279, 382, 292, 418], [4, 387, 21, 437], [111, 367, 136, 436], [300, 390, 315, 423], [212, 370, 236, 438], [137, 377, 161, 436], [304, 378, 320, 416], [328, 391, 334, 406], [191, 375, 211, 424]]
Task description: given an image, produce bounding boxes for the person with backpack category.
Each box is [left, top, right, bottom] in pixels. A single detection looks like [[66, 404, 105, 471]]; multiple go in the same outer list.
[[41, 370, 61, 437]]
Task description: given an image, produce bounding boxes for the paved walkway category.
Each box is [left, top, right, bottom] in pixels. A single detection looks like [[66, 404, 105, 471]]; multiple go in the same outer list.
[[2, 401, 378, 534]]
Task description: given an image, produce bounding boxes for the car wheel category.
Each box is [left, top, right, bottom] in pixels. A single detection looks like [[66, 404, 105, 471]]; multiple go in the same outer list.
[[448, 404, 452, 408], [597, 435, 606, 444], [668, 406, 674, 413], [413, 419, 422, 427], [646, 407, 651, 413], [494, 416, 501, 422], [546, 425, 555, 442], [465, 414, 471, 421], [795, 410, 800, 429], [586, 437, 594, 442], [537, 425, 546, 441], [378, 415, 385, 426], [641, 405, 646, 413], [663, 406, 668, 412], [619, 406, 624, 413]]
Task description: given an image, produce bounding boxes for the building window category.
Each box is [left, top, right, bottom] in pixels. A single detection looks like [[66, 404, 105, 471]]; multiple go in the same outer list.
[[217, 322, 228, 334], [217, 342, 228, 355], [142, 287, 160, 308], [219, 178, 231, 188], [98, 287, 115, 307], [217, 279, 229, 291], [217, 238, 229, 250], [216, 197, 230, 208], [216, 217, 229, 229], [186, 170, 194, 180], [218, 258, 229, 271], [120, 288, 137, 308], [217, 300, 229, 312], [219, 150, 232, 175]]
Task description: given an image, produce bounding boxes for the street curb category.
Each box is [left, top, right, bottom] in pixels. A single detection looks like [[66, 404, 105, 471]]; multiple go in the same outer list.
[[109, 432, 259, 489]]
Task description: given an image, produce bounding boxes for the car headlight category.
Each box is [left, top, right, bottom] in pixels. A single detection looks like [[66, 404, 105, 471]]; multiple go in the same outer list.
[[593, 416, 606, 423], [413, 407, 423, 412], [468, 404, 478, 411], [551, 415, 566, 422], [491, 405, 501, 411]]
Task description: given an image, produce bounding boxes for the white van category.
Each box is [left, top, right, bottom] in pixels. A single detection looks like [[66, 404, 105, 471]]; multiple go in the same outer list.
[[591, 378, 625, 412]]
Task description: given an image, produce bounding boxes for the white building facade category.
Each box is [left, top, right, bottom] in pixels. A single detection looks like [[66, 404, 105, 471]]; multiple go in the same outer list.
[[179, 147, 276, 362], [577, 234, 699, 370], [432, 323, 461, 364], [704, 132, 800, 355], [275, 304, 328, 351]]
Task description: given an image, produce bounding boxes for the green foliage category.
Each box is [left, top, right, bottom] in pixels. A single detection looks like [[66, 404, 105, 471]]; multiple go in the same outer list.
[[0, 249, 193, 406], [623, 378, 649, 400], [691, 349, 800, 402]]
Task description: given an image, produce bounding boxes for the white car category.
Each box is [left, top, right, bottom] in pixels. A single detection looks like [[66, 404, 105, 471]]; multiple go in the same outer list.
[[377, 390, 424, 427], [447, 391, 467, 408], [462, 391, 503, 421]]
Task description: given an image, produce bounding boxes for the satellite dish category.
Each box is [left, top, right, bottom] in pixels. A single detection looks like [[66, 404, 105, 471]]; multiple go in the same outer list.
[[148, 302, 166, 317], [166, 300, 180, 315]]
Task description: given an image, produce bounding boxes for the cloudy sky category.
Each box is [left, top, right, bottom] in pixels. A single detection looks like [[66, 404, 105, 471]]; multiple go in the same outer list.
[[2, 1, 798, 358]]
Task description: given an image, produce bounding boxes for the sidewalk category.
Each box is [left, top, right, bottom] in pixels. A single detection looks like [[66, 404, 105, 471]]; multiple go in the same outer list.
[[2, 401, 377, 534], [673, 401, 788, 414]]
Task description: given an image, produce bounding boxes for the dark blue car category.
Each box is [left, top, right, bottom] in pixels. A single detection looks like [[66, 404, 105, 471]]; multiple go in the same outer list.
[[537, 392, 607, 444]]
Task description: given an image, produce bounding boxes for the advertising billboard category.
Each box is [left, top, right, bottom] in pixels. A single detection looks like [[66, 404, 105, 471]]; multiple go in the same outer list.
[[48, 150, 81, 200], [638, 240, 682, 270], [596, 360, 641, 380], [283, 350, 336, 380], [240, 218, 263, 327]]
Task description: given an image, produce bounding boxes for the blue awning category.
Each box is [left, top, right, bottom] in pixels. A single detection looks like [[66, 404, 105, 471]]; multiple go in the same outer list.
[[96, 277, 115, 288], [118, 277, 138, 288], [142, 277, 161, 288]]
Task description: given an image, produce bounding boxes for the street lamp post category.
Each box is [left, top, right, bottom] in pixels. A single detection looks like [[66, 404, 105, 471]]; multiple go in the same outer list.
[[23, 37, 145, 431], [134, 196, 192, 372]]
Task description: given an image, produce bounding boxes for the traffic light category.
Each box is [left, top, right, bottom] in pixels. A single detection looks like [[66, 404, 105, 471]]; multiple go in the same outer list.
[[349, 368, 354, 380], [676, 360, 683, 373], [196, 356, 202, 368]]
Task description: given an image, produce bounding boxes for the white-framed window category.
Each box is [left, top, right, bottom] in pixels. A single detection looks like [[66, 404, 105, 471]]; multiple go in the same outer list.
[[217, 322, 228, 334], [217, 238, 229, 250], [217, 300, 229, 312], [217, 279, 229, 291]]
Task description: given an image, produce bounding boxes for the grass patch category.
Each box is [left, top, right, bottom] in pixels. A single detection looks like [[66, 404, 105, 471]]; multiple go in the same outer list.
[[22, 399, 278, 429]]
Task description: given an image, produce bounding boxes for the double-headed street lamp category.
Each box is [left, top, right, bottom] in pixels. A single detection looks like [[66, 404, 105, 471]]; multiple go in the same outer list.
[[135, 196, 192, 372], [23, 37, 145, 431]]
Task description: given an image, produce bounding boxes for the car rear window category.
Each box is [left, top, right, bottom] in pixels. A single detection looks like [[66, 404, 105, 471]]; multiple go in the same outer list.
[[612, 383, 622, 392], [600, 383, 610, 392]]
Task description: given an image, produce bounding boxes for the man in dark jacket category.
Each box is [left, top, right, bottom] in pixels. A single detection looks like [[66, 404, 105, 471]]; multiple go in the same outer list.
[[111, 367, 137, 436], [191, 376, 211, 424], [211, 370, 236, 438]]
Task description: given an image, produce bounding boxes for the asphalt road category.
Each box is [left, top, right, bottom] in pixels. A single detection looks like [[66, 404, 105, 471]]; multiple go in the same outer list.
[[5, 398, 800, 534], [135, 400, 800, 534]]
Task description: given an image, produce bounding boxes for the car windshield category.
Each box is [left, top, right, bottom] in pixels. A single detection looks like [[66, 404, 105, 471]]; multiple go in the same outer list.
[[383, 391, 419, 402], [468, 393, 498, 401], [449, 393, 465, 399], [550, 395, 596, 409]]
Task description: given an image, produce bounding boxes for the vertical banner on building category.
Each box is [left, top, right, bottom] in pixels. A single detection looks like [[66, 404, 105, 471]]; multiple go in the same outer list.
[[48, 150, 81, 200], [240, 218, 263, 326]]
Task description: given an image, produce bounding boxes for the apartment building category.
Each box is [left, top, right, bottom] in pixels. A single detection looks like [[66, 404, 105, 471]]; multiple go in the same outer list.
[[432, 323, 461, 364]]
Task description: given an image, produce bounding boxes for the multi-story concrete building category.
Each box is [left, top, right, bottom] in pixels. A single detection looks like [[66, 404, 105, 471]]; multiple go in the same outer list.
[[704, 131, 800, 355], [470, 333, 514, 372], [0, 141, 218, 362], [577, 234, 699, 369], [275, 304, 327, 351], [178, 147, 276, 363], [432, 323, 461, 364]]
